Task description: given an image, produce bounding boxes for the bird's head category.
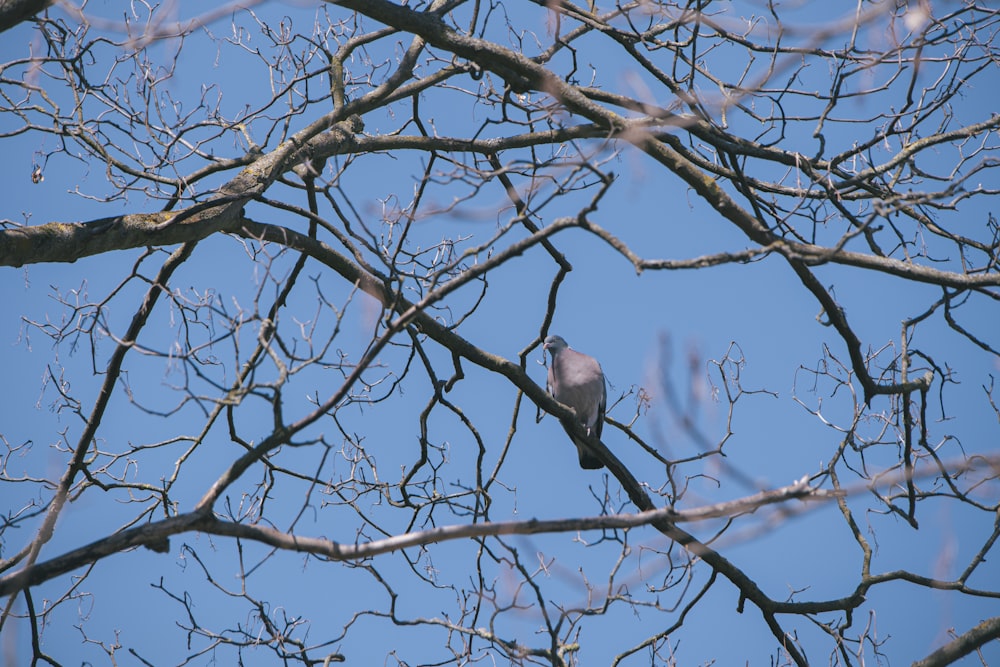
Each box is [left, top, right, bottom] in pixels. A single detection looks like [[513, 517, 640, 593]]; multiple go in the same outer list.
[[543, 335, 569, 353]]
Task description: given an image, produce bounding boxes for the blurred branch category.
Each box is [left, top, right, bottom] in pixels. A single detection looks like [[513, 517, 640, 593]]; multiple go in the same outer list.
[[911, 616, 1000, 667]]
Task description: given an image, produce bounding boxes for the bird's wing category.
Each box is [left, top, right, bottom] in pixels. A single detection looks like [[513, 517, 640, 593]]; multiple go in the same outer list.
[[594, 372, 606, 439]]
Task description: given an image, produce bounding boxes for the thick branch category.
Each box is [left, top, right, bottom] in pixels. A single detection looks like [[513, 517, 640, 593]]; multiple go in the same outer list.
[[0, 117, 362, 268]]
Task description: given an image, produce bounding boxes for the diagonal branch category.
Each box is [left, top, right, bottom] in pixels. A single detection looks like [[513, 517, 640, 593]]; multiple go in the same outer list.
[[0, 241, 195, 630], [911, 616, 1000, 667]]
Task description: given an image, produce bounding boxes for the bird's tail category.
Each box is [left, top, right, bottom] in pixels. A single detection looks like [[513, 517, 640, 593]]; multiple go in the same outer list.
[[576, 442, 604, 470]]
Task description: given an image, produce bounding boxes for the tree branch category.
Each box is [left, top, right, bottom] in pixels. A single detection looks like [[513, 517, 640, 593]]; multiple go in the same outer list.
[[911, 616, 1000, 667]]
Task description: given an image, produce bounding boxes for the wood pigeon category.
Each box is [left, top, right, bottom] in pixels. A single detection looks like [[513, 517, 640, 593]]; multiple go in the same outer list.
[[543, 335, 607, 469]]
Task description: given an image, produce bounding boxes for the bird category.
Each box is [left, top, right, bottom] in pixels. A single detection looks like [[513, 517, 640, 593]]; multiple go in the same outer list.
[[543, 335, 607, 469]]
